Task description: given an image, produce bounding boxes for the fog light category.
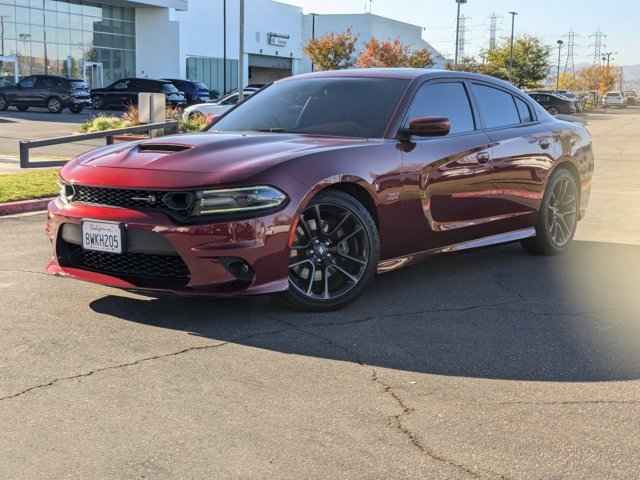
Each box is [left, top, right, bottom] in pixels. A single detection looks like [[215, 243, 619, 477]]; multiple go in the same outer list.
[[219, 258, 254, 282]]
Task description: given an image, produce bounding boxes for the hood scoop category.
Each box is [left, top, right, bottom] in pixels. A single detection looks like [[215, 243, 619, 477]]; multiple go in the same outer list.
[[137, 143, 193, 154]]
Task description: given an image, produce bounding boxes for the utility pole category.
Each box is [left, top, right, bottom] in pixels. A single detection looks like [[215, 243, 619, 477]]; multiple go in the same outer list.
[[454, 0, 467, 67], [508, 11, 518, 82], [563, 31, 577, 79], [556, 40, 564, 91], [238, 0, 245, 101], [589, 30, 606, 65], [489, 13, 498, 51], [0, 15, 9, 57], [602, 51, 614, 68], [223, 0, 227, 95]]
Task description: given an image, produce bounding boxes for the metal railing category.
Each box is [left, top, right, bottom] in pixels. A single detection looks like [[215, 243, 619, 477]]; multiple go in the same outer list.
[[18, 120, 179, 169]]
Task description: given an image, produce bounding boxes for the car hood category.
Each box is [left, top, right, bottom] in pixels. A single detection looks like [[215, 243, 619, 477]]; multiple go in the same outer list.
[[62, 132, 374, 188]]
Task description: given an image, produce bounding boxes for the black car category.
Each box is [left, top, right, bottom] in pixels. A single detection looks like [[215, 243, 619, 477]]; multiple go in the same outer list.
[[91, 78, 186, 110], [528, 92, 577, 115], [162, 79, 211, 105], [0, 75, 92, 114]]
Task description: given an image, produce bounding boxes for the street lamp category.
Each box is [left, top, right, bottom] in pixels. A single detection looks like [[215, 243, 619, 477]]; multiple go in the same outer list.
[[223, 0, 227, 95], [0, 15, 10, 57], [454, 0, 467, 67], [556, 40, 564, 91], [238, 0, 245, 102], [508, 11, 518, 82]]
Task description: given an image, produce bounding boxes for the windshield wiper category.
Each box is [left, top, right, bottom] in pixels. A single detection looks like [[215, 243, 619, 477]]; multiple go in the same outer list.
[[254, 128, 296, 133]]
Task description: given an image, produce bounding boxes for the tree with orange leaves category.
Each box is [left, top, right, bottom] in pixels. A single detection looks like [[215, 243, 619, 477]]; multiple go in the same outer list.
[[303, 29, 358, 71], [355, 37, 433, 68]]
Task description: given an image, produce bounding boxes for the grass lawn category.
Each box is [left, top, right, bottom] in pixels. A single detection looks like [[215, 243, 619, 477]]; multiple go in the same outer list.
[[0, 169, 59, 203]]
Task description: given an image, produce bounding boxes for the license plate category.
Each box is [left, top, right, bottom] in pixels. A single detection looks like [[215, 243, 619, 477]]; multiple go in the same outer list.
[[82, 221, 123, 254]]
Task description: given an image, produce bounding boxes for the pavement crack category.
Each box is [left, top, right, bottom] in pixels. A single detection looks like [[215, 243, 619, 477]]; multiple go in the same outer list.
[[377, 300, 521, 319], [498, 399, 640, 406], [0, 328, 289, 402], [370, 369, 502, 479], [0, 269, 50, 278]]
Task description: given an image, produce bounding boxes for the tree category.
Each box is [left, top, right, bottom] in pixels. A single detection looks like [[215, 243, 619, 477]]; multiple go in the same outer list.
[[303, 29, 358, 71], [576, 65, 619, 95], [355, 37, 433, 68], [480, 35, 551, 88]]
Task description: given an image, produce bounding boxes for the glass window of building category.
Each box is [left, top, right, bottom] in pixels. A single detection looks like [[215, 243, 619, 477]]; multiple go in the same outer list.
[[0, 0, 136, 87]]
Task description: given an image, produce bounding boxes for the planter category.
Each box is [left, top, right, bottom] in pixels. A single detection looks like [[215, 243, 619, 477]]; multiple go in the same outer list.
[[112, 134, 150, 142]]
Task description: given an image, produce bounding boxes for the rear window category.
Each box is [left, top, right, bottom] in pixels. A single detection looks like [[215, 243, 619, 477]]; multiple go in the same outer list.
[[471, 83, 520, 129]]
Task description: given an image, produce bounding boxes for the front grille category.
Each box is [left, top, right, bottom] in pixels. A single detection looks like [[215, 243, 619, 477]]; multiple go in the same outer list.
[[73, 186, 168, 210], [59, 240, 190, 287]]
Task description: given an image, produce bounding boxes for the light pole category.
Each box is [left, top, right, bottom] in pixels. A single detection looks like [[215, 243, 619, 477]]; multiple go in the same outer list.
[[237, 0, 245, 102], [454, 0, 467, 68], [311, 13, 317, 72], [508, 11, 518, 82], [556, 40, 564, 91], [223, 0, 227, 95]]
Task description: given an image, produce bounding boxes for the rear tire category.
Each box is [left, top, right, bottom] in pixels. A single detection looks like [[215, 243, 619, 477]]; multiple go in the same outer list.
[[522, 169, 579, 256], [0, 95, 8, 111], [283, 190, 380, 311], [69, 104, 83, 114], [47, 97, 63, 114], [547, 106, 559, 115]]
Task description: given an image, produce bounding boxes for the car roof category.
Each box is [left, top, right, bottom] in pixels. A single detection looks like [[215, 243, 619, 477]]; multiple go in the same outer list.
[[286, 68, 520, 91]]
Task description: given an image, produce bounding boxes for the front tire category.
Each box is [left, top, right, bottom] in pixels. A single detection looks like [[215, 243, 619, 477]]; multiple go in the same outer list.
[[283, 190, 380, 311], [69, 104, 83, 114], [522, 169, 579, 255], [547, 106, 559, 115], [0, 95, 8, 111]]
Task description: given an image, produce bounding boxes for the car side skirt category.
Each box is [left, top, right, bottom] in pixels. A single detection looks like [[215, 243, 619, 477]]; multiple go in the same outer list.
[[377, 227, 536, 274]]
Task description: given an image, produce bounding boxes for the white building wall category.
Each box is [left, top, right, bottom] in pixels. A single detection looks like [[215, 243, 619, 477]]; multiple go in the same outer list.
[[301, 13, 447, 72], [135, 7, 181, 78]]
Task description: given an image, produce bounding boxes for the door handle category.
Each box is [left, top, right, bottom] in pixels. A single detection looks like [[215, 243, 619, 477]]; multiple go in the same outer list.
[[477, 152, 491, 164]]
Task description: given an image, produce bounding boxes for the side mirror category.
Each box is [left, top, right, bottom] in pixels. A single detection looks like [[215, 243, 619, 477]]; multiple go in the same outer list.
[[205, 114, 218, 128], [399, 117, 451, 140]]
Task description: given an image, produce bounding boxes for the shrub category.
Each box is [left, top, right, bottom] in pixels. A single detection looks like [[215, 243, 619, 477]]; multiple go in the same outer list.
[[79, 115, 131, 133]]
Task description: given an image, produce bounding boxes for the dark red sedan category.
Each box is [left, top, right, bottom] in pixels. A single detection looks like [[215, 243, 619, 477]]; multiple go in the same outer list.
[[47, 69, 594, 310]]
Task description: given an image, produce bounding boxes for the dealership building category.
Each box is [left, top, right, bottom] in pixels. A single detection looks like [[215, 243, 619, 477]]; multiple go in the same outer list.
[[0, 0, 445, 93]]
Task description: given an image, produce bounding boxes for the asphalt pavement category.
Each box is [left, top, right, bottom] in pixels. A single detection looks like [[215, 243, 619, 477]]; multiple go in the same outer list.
[[1, 110, 639, 479]]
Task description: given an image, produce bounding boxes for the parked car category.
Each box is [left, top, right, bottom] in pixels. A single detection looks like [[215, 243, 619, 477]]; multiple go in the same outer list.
[[0, 75, 92, 113], [528, 92, 577, 115], [163, 79, 211, 105], [91, 78, 186, 110], [623, 90, 638, 106], [182, 88, 258, 121], [603, 91, 626, 108], [48, 69, 594, 311]]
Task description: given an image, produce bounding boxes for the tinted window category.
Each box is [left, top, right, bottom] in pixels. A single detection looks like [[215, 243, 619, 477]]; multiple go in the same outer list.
[[214, 78, 409, 138], [19, 77, 36, 88], [37, 77, 65, 89], [472, 84, 520, 129], [111, 80, 129, 90], [161, 83, 179, 94], [404, 82, 475, 134], [515, 97, 533, 123]]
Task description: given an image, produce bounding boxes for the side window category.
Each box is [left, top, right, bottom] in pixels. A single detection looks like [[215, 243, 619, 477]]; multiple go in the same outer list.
[[471, 83, 520, 129], [19, 77, 36, 88], [404, 82, 475, 134], [221, 94, 239, 105], [515, 97, 533, 123], [112, 80, 129, 90]]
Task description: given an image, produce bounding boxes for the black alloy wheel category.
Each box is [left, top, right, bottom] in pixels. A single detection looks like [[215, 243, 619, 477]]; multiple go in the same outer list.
[[285, 190, 379, 311], [522, 169, 579, 255]]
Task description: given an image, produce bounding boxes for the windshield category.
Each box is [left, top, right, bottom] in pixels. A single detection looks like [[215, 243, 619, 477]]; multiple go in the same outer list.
[[70, 80, 88, 90], [161, 83, 179, 93], [212, 77, 410, 138], [195, 82, 209, 90]]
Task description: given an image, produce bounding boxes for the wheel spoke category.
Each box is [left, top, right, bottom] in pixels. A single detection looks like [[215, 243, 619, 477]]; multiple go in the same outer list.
[[337, 226, 363, 245], [338, 252, 367, 266], [289, 259, 313, 269], [323, 266, 331, 299], [306, 262, 317, 295], [328, 212, 351, 237], [332, 265, 359, 284]]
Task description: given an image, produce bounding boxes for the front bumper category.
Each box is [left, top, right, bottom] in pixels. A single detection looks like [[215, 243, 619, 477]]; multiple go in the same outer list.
[[46, 199, 292, 296]]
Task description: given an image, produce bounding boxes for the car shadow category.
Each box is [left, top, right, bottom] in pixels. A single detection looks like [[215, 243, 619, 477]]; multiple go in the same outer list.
[[90, 240, 640, 383]]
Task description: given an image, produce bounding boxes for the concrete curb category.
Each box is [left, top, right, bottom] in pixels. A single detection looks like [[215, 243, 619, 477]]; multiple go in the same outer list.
[[0, 198, 54, 216]]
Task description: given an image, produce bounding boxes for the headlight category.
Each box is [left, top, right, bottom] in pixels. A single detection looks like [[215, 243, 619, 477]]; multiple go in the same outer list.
[[192, 186, 287, 216], [58, 180, 74, 206]]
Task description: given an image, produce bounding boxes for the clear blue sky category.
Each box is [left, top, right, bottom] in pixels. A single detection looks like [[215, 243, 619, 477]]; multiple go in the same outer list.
[[281, 0, 640, 66]]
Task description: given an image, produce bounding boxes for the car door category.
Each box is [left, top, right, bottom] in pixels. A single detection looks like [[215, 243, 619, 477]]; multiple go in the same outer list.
[[33, 76, 55, 107], [106, 79, 131, 108], [469, 82, 557, 232], [12, 76, 37, 105], [398, 80, 502, 253]]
